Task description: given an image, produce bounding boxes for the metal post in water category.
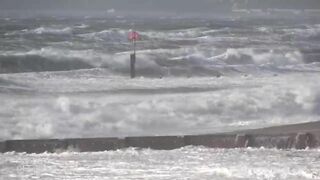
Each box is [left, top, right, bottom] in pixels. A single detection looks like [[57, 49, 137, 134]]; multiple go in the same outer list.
[[130, 53, 136, 78], [128, 29, 139, 79]]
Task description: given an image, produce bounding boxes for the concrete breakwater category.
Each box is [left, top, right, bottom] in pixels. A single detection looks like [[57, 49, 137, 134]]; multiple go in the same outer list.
[[1, 121, 320, 153]]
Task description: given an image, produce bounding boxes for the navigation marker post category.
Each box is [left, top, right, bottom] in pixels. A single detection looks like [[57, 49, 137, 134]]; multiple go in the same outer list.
[[128, 30, 140, 78]]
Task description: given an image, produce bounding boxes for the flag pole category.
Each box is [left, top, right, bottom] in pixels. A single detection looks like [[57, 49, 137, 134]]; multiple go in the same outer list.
[[134, 38, 136, 55], [130, 29, 136, 79]]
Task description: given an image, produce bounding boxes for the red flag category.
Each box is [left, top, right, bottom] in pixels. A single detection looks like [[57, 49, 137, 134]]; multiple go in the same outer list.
[[128, 31, 140, 41]]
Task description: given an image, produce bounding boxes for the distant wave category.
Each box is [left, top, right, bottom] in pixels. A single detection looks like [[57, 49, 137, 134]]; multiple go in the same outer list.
[[208, 48, 303, 66], [78, 27, 217, 42], [282, 24, 320, 40], [0, 54, 92, 73], [141, 27, 209, 40], [99, 47, 305, 77], [0, 78, 32, 93], [74, 24, 89, 29], [0, 77, 23, 87], [1, 16, 319, 77], [0, 45, 310, 77], [79, 29, 128, 42], [5, 26, 74, 36], [1, 47, 106, 66], [300, 48, 320, 63], [134, 47, 304, 66], [29, 27, 73, 35]]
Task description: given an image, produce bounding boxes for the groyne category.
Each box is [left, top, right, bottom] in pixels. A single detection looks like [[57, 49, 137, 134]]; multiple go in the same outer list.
[[1, 121, 320, 153]]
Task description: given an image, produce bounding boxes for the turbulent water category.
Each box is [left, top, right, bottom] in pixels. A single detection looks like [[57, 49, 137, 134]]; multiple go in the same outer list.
[[1, 12, 320, 140], [1, 147, 320, 180], [1, 11, 320, 179]]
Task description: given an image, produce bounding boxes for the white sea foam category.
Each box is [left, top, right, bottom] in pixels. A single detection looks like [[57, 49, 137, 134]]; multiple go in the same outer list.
[[1, 14, 320, 180], [0, 44, 307, 77], [34, 27, 72, 35], [74, 24, 89, 29], [142, 27, 208, 40], [79, 27, 214, 42], [0, 16, 320, 140], [107, 8, 116, 14], [79, 29, 128, 42], [1, 147, 319, 179], [209, 48, 304, 66], [4, 26, 74, 36], [0, 71, 320, 140], [164, 47, 304, 69], [282, 24, 320, 39]]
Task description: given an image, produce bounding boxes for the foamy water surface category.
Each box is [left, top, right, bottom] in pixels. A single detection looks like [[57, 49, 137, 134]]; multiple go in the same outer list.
[[1, 10, 320, 180], [1, 147, 320, 180], [1, 13, 320, 140]]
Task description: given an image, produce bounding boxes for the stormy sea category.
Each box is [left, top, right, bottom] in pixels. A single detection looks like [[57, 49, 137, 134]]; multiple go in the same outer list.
[[1, 10, 320, 179]]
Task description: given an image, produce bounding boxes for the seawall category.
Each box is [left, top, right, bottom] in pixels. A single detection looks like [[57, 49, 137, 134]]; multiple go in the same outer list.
[[1, 121, 320, 153]]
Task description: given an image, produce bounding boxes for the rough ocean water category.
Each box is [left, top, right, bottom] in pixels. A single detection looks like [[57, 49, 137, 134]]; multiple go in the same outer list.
[[1, 147, 320, 180], [1, 10, 320, 179]]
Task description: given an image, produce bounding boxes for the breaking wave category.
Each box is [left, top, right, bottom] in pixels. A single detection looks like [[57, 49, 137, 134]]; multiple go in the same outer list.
[[0, 78, 32, 93], [209, 48, 303, 66], [5, 27, 74, 36], [1, 16, 320, 77], [74, 24, 89, 29], [78, 27, 221, 42], [0, 46, 306, 76], [79, 29, 128, 42], [1, 15, 320, 142], [31, 27, 73, 35], [1, 72, 320, 140], [142, 27, 209, 40], [282, 24, 320, 40], [0, 54, 92, 73]]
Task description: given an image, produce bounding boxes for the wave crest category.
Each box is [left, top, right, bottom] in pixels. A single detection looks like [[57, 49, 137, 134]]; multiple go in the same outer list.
[[30, 27, 73, 35], [79, 29, 128, 42], [0, 54, 92, 73]]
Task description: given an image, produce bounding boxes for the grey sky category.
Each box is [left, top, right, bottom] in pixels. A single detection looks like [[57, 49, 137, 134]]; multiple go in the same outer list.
[[0, 0, 319, 12]]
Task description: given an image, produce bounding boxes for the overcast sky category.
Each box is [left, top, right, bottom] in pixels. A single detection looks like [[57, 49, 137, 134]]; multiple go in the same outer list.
[[0, 0, 319, 12]]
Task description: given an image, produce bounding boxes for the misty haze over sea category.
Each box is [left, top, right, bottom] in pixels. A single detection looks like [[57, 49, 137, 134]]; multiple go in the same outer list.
[[1, 0, 320, 17]]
